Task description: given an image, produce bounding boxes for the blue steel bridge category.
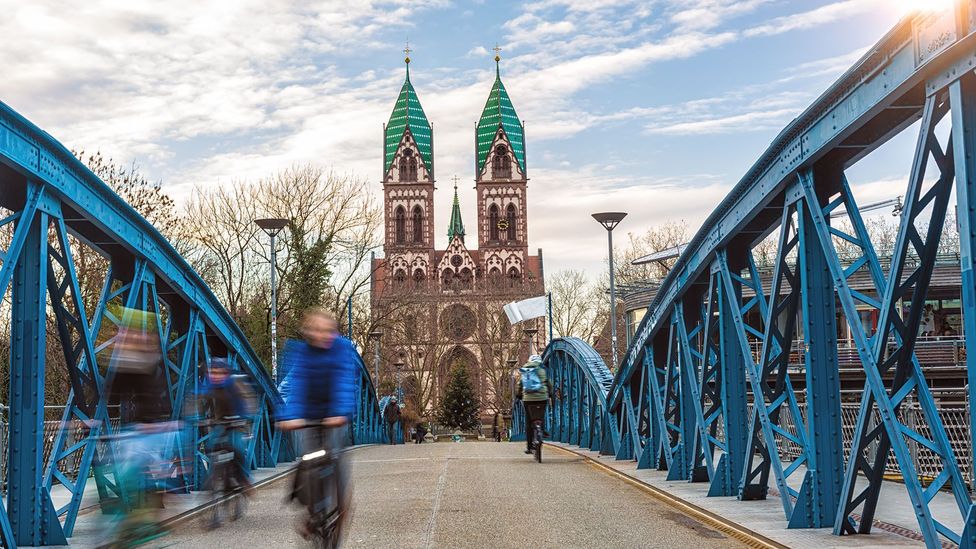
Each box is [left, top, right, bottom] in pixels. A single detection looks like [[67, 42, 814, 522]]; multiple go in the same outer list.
[[4, 4, 976, 549]]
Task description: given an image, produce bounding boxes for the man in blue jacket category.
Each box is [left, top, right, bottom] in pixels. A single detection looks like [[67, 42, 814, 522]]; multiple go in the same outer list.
[[278, 308, 358, 540]]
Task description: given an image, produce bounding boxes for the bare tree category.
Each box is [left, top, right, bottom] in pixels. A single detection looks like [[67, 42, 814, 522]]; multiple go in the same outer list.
[[548, 269, 606, 344], [253, 166, 382, 342], [183, 183, 260, 320], [615, 220, 689, 284]]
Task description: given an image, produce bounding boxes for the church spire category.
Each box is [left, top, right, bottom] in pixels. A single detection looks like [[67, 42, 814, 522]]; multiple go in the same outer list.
[[476, 47, 525, 175], [384, 44, 433, 176], [447, 176, 465, 242]]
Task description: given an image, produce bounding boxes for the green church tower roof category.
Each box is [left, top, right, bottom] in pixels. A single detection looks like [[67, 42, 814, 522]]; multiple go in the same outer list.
[[447, 179, 465, 241], [385, 57, 433, 175], [476, 56, 525, 174]]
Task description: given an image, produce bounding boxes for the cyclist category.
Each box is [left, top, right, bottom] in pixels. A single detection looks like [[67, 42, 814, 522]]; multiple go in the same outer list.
[[200, 358, 254, 497], [278, 308, 358, 542], [515, 354, 552, 455], [101, 313, 174, 547]]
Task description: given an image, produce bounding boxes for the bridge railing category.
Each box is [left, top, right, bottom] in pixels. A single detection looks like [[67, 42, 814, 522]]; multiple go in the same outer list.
[[534, 5, 976, 547]]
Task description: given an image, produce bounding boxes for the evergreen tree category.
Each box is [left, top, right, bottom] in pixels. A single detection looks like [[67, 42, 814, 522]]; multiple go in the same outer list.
[[437, 362, 481, 431]]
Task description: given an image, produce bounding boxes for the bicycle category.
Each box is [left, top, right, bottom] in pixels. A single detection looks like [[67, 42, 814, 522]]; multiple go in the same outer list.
[[206, 418, 249, 529], [292, 427, 346, 549], [95, 426, 177, 549], [532, 419, 544, 463]]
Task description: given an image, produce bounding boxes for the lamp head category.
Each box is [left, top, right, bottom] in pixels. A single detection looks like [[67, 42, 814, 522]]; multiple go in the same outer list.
[[255, 218, 289, 233], [592, 212, 627, 231]]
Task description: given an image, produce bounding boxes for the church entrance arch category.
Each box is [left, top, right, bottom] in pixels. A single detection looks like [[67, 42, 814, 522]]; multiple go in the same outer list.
[[437, 345, 480, 408]]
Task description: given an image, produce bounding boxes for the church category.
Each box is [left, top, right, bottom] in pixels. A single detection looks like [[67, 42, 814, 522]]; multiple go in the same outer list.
[[370, 52, 545, 421]]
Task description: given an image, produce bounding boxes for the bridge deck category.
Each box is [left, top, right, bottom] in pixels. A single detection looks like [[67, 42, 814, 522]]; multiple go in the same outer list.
[[45, 441, 947, 548], [161, 442, 746, 548]]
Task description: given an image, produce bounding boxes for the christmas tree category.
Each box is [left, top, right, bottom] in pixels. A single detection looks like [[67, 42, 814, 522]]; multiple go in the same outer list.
[[437, 361, 481, 431]]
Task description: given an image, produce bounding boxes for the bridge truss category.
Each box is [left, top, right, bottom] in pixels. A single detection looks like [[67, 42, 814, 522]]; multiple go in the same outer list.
[[520, 5, 976, 548], [0, 104, 385, 546]]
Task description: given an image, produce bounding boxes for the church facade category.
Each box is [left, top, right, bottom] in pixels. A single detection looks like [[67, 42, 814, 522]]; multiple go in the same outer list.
[[370, 54, 545, 421]]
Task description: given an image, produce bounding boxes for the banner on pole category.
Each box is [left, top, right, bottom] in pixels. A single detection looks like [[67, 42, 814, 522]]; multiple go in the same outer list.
[[503, 295, 548, 325]]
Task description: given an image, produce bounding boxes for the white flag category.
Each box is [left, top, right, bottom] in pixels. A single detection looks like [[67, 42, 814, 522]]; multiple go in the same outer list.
[[503, 295, 548, 325]]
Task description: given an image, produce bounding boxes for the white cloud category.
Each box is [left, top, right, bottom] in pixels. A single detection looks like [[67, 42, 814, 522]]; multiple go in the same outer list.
[[745, 0, 886, 37], [0, 0, 910, 281]]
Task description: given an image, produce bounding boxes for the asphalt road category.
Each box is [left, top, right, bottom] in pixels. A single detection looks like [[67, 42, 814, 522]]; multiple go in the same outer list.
[[163, 441, 746, 548]]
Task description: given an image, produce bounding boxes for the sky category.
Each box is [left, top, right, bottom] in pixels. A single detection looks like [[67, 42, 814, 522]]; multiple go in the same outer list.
[[0, 0, 930, 279]]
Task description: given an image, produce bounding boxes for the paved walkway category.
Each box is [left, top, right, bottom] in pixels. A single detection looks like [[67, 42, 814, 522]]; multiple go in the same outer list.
[[551, 443, 929, 548], [163, 442, 748, 548]]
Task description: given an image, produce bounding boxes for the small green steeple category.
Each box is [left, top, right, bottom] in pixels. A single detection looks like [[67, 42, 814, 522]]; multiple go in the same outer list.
[[447, 176, 465, 242], [476, 51, 525, 174], [384, 49, 433, 175]]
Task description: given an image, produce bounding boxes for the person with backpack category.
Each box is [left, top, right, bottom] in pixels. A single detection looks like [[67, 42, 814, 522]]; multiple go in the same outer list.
[[515, 355, 552, 455]]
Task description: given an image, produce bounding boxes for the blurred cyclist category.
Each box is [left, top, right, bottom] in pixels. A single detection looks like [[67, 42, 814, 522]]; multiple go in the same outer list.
[[200, 358, 254, 495], [278, 308, 358, 541], [100, 312, 174, 547]]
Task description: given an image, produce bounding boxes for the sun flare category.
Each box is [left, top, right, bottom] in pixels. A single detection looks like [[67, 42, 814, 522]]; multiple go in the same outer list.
[[894, 0, 957, 16]]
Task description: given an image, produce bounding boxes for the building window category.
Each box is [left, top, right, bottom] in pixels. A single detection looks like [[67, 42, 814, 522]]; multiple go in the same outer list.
[[399, 149, 418, 181], [405, 314, 417, 340], [489, 204, 500, 241], [492, 145, 511, 179], [441, 269, 454, 288], [394, 269, 406, 288], [413, 269, 425, 289], [488, 268, 502, 288], [459, 268, 473, 290], [508, 267, 520, 287], [506, 203, 517, 242], [412, 205, 423, 243], [394, 206, 406, 244]]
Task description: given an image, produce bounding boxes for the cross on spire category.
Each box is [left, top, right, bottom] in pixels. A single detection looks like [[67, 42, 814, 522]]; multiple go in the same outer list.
[[404, 40, 412, 65], [452, 174, 461, 189], [493, 43, 502, 59]]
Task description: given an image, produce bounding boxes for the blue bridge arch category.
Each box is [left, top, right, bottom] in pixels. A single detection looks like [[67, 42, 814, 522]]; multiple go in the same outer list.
[[0, 101, 385, 546], [516, 7, 976, 548]]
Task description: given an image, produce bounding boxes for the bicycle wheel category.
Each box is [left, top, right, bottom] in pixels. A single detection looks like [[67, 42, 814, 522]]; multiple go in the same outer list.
[[315, 511, 341, 549]]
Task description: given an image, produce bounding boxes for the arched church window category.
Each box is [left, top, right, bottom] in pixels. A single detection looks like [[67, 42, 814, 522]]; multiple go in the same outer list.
[[405, 314, 417, 340], [394, 269, 406, 288], [488, 268, 502, 288], [441, 269, 454, 288], [394, 206, 406, 244], [489, 204, 500, 241], [506, 203, 517, 242], [412, 205, 423, 243], [493, 145, 511, 179], [459, 268, 473, 290], [508, 267, 520, 288], [399, 149, 418, 181], [413, 269, 425, 289]]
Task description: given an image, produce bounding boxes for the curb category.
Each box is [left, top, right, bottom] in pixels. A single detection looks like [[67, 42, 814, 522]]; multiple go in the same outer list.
[[549, 445, 788, 549]]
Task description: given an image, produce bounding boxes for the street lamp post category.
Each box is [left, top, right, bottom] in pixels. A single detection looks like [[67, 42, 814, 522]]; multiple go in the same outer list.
[[523, 327, 539, 357], [592, 212, 628, 370], [255, 218, 289, 383], [369, 330, 383, 384], [507, 358, 518, 407], [394, 354, 405, 403]]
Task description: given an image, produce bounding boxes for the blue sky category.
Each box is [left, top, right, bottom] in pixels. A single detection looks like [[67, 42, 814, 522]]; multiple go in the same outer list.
[[0, 0, 927, 277]]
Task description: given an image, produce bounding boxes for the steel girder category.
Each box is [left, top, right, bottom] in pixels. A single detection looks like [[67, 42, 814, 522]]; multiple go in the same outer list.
[[0, 103, 385, 546], [528, 5, 976, 548]]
